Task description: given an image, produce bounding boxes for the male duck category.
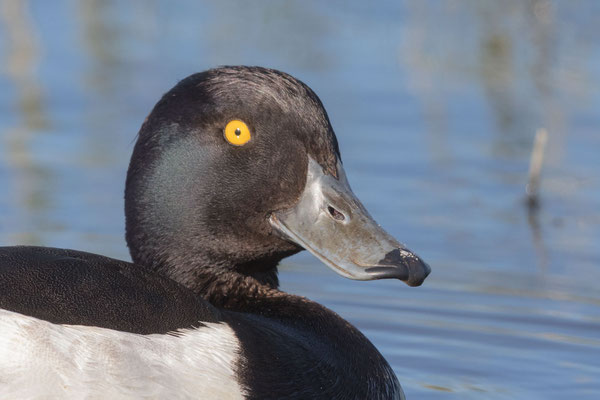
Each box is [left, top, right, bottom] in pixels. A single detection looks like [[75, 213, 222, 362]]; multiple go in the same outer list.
[[0, 66, 430, 399]]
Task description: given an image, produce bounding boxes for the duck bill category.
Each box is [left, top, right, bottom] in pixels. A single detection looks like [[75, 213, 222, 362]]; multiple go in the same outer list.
[[269, 158, 430, 287]]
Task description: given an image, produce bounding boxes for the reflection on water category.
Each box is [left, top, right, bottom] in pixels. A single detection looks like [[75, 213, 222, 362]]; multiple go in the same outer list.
[[0, 0, 50, 245], [208, 0, 333, 69], [1, 1, 599, 399]]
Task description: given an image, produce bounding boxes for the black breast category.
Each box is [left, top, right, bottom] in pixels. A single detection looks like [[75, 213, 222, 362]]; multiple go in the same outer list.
[[223, 300, 402, 400]]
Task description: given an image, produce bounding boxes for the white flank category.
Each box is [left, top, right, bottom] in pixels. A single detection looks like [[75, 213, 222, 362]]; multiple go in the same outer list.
[[0, 309, 245, 399]]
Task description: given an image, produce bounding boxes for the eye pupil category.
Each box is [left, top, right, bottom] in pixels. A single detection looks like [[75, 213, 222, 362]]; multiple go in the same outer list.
[[235, 128, 241, 136]]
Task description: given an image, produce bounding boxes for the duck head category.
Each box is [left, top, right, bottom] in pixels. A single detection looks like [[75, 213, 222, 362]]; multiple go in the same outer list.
[[125, 66, 430, 294]]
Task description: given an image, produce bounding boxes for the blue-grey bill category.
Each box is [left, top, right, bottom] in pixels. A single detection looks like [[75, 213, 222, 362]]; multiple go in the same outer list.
[[269, 158, 430, 287]]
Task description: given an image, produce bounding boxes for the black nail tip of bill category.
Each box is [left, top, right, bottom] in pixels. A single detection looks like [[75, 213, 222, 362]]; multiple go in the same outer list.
[[367, 249, 431, 287], [405, 257, 431, 287]]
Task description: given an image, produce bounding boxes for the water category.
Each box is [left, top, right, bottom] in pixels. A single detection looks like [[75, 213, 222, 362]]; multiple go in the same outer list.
[[1, 1, 599, 398]]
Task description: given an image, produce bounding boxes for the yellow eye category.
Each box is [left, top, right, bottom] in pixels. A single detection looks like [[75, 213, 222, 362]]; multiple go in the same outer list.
[[224, 120, 251, 146]]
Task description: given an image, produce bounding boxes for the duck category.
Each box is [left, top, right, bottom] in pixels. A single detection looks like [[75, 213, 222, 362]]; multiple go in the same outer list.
[[0, 66, 430, 400]]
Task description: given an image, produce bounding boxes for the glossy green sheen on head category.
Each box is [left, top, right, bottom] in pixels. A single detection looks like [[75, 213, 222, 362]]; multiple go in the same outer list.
[[125, 66, 342, 292]]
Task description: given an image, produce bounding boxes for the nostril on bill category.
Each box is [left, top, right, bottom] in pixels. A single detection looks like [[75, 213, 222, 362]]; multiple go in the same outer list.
[[327, 205, 345, 221]]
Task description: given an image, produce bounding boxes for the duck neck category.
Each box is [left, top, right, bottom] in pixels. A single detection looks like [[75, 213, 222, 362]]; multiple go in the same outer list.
[[192, 267, 283, 310], [168, 255, 321, 317], [151, 252, 292, 310]]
